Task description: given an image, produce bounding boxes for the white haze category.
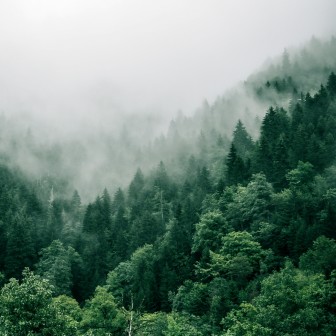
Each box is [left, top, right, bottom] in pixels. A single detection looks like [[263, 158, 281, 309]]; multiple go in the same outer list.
[[0, 0, 335, 200], [0, 0, 335, 125]]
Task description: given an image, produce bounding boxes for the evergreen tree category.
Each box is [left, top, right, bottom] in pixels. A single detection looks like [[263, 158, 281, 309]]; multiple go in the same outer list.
[[5, 208, 35, 280], [226, 144, 247, 185], [128, 168, 145, 205], [70, 190, 82, 222], [232, 120, 254, 159], [36, 240, 83, 297], [327, 71, 336, 95]]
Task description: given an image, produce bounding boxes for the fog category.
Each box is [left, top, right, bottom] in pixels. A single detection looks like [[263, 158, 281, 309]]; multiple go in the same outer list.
[[0, 0, 335, 200], [1, 1, 335, 122]]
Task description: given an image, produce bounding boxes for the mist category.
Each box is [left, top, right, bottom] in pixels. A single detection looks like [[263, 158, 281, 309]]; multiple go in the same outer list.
[[0, 0, 335, 200], [1, 1, 335, 118]]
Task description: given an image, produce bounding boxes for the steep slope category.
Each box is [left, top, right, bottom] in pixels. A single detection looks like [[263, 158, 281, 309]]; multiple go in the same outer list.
[[0, 37, 336, 335]]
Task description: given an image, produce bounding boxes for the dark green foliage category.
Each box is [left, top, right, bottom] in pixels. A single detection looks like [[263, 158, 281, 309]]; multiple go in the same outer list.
[[299, 236, 336, 276], [256, 106, 290, 186], [232, 120, 254, 160], [70, 189, 82, 223], [106, 244, 158, 312], [226, 144, 247, 186], [110, 205, 130, 266], [173, 280, 210, 316], [327, 71, 336, 95], [0, 43, 336, 335], [128, 168, 145, 206], [36, 240, 83, 297], [5, 208, 36, 280]]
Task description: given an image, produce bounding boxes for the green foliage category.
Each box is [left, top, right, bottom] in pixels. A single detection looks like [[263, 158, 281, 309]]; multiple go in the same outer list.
[[226, 144, 248, 186], [0, 268, 77, 335], [226, 173, 274, 231], [232, 120, 254, 160], [106, 244, 158, 311], [136, 312, 168, 336], [222, 303, 272, 336], [299, 236, 336, 276], [192, 210, 230, 255], [81, 286, 127, 336], [36, 239, 83, 297], [52, 295, 82, 332], [163, 313, 204, 336], [173, 280, 209, 316], [327, 71, 336, 95], [286, 161, 315, 188], [223, 262, 336, 335], [200, 231, 271, 284], [256, 106, 290, 184], [5, 207, 36, 280], [1, 43, 336, 335]]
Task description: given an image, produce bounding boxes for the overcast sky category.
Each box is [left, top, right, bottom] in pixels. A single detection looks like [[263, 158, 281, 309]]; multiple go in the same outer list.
[[0, 0, 335, 124]]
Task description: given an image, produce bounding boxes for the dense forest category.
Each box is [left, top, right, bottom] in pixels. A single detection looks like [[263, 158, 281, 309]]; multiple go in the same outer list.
[[1, 38, 336, 335]]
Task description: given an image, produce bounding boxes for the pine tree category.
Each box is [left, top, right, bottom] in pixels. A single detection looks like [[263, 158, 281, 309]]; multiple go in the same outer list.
[[128, 168, 145, 205], [112, 188, 125, 213], [70, 190, 82, 222], [226, 144, 246, 185], [327, 72, 336, 95], [232, 120, 254, 159], [5, 208, 35, 280]]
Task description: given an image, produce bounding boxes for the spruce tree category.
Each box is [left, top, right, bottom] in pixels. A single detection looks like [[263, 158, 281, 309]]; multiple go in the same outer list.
[[5, 208, 35, 280]]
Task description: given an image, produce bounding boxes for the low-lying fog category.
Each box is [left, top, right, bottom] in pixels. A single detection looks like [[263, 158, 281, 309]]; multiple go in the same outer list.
[[0, 0, 335, 200]]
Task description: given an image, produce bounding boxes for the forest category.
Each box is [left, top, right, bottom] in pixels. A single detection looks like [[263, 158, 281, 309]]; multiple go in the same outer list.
[[0, 38, 336, 335]]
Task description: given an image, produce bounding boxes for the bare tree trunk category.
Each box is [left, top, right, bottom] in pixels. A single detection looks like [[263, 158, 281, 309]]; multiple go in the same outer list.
[[127, 295, 134, 336]]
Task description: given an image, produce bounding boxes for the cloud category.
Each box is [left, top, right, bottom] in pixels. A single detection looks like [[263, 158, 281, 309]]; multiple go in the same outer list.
[[0, 0, 335, 200], [0, 0, 335, 120]]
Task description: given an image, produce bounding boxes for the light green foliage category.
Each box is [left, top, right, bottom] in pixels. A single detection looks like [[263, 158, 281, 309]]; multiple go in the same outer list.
[[125, 244, 157, 311], [0, 268, 76, 335], [286, 161, 315, 189], [106, 244, 157, 311], [136, 312, 168, 336], [172, 276, 239, 329], [106, 261, 134, 307], [81, 286, 127, 336], [200, 231, 271, 284], [223, 262, 336, 335], [176, 231, 272, 329], [36, 239, 82, 296], [223, 303, 272, 336], [52, 295, 82, 333], [192, 211, 230, 254], [163, 313, 203, 336], [226, 174, 274, 231]]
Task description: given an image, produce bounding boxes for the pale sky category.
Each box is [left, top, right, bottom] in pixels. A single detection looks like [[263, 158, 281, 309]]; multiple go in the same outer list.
[[0, 0, 335, 124]]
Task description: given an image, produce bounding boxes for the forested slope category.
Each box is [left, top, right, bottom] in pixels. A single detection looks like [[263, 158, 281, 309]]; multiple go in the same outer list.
[[0, 39, 336, 335]]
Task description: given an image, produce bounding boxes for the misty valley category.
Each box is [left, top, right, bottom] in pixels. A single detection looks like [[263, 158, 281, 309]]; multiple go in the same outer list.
[[1, 37, 336, 335]]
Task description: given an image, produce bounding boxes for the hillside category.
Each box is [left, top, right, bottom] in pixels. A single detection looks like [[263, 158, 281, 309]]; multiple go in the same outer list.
[[0, 37, 336, 335]]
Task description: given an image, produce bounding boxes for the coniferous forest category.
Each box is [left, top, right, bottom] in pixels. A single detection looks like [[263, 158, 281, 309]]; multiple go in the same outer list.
[[1, 38, 336, 335]]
